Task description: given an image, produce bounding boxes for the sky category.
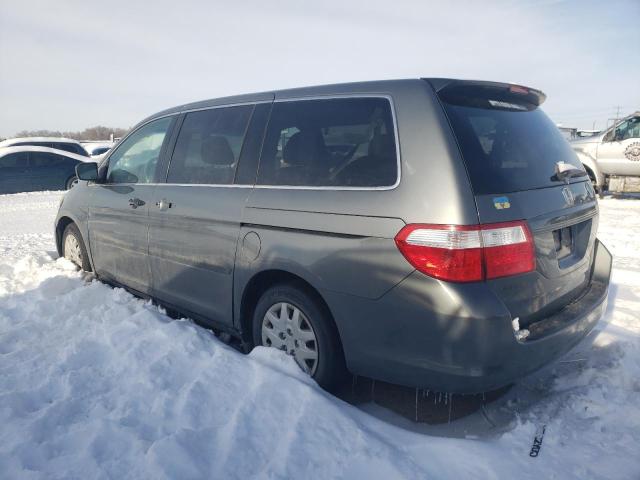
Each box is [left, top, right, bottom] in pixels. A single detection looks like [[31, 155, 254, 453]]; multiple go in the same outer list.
[[0, 0, 638, 138]]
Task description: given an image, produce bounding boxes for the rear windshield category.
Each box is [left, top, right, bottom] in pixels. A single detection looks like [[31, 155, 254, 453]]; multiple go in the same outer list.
[[440, 88, 586, 194]]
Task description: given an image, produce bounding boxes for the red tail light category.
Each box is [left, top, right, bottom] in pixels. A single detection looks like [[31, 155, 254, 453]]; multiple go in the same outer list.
[[509, 85, 529, 95], [394, 221, 535, 283]]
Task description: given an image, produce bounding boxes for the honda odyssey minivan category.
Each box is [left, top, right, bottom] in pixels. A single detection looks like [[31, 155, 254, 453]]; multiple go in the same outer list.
[[56, 79, 612, 392]]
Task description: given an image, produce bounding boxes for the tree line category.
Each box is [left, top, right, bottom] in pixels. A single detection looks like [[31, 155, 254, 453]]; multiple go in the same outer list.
[[11, 126, 129, 141]]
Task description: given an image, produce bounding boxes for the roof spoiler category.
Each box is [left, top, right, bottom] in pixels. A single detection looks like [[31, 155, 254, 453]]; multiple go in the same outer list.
[[424, 78, 546, 108]]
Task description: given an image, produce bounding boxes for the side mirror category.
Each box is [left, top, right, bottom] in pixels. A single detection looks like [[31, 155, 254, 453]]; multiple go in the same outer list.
[[76, 162, 99, 181]]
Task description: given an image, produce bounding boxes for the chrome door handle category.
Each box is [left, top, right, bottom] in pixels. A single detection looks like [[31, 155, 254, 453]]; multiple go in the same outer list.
[[128, 198, 145, 208], [155, 198, 173, 211]]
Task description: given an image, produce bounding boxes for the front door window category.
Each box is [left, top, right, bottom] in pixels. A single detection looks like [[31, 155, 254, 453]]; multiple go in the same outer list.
[[609, 117, 640, 142], [106, 117, 172, 184]]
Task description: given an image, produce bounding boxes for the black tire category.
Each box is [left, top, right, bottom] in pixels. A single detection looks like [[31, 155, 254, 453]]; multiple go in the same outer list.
[[65, 175, 78, 190], [62, 223, 92, 271], [252, 282, 347, 391]]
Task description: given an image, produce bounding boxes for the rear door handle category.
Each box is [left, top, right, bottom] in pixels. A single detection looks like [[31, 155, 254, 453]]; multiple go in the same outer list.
[[128, 198, 145, 209], [155, 198, 173, 211]]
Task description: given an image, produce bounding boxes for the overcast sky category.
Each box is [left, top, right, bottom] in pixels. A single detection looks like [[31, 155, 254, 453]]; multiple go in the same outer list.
[[0, 0, 638, 137]]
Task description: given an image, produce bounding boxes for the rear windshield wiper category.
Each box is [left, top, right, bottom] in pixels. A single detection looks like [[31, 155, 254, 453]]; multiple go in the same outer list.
[[552, 161, 587, 182]]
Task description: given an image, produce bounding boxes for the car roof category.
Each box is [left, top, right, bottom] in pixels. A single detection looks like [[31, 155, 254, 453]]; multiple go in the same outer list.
[[136, 78, 546, 129], [0, 145, 88, 162], [141, 79, 423, 124], [0, 137, 82, 147]]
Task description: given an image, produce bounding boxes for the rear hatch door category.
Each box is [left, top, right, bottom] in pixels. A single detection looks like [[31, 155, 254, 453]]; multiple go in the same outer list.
[[433, 80, 599, 326]]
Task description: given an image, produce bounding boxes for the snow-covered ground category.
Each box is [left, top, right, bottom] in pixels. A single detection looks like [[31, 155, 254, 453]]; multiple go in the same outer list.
[[0, 191, 638, 479]]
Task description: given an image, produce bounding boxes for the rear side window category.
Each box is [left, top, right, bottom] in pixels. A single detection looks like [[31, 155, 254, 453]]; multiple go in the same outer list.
[[257, 97, 398, 187], [439, 85, 586, 194], [167, 105, 253, 185], [30, 152, 67, 166]]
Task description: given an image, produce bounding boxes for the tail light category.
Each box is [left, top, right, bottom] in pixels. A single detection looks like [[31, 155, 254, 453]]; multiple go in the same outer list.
[[394, 221, 535, 282], [509, 85, 530, 95]]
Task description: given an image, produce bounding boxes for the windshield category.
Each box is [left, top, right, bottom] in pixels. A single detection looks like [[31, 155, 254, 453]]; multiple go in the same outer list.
[[441, 98, 587, 194]]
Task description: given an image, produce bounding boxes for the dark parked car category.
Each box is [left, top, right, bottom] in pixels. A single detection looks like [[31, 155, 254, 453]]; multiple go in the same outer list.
[[0, 146, 85, 193], [55, 79, 612, 393]]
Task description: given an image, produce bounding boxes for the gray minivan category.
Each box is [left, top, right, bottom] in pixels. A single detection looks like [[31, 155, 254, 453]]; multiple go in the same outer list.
[[56, 79, 612, 392]]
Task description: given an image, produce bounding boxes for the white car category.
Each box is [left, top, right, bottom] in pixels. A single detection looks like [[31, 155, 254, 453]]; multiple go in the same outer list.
[[571, 112, 640, 195], [0, 137, 89, 157]]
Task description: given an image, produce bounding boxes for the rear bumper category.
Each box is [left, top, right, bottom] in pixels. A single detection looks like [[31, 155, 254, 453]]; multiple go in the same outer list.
[[325, 239, 612, 393]]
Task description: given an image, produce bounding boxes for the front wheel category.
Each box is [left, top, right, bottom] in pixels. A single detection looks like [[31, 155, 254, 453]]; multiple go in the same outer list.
[[62, 223, 92, 271], [252, 283, 346, 390], [65, 176, 78, 190]]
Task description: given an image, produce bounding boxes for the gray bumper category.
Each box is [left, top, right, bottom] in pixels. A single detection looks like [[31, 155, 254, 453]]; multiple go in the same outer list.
[[325, 239, 612, 394]]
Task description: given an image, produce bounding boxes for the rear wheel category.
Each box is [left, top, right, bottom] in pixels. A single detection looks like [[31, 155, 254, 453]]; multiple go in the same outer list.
[[252, 283, 346, 390], [65, 176, 78, 190], [62, 223, 91, 271]]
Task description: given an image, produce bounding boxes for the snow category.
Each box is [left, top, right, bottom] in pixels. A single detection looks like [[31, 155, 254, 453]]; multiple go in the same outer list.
[[1, 191, 639, 479]]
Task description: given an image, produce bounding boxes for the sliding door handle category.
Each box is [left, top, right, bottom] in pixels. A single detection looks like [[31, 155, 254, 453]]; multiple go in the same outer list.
[[155, 198, 173, 211]]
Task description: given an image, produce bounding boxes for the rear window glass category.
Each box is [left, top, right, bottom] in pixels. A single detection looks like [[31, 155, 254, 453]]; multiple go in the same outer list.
[[56, 143, 87, 156], [441, 91, 586, 194], [257, 97, 398, 187], [52, 143, 76, 154]]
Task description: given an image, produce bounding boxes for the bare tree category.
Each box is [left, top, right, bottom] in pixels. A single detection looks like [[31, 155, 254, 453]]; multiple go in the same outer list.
[[13, 126, 129, 141]]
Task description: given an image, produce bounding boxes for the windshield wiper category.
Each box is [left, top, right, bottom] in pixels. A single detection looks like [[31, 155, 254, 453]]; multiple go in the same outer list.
[[552, 161, 587, 183]]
